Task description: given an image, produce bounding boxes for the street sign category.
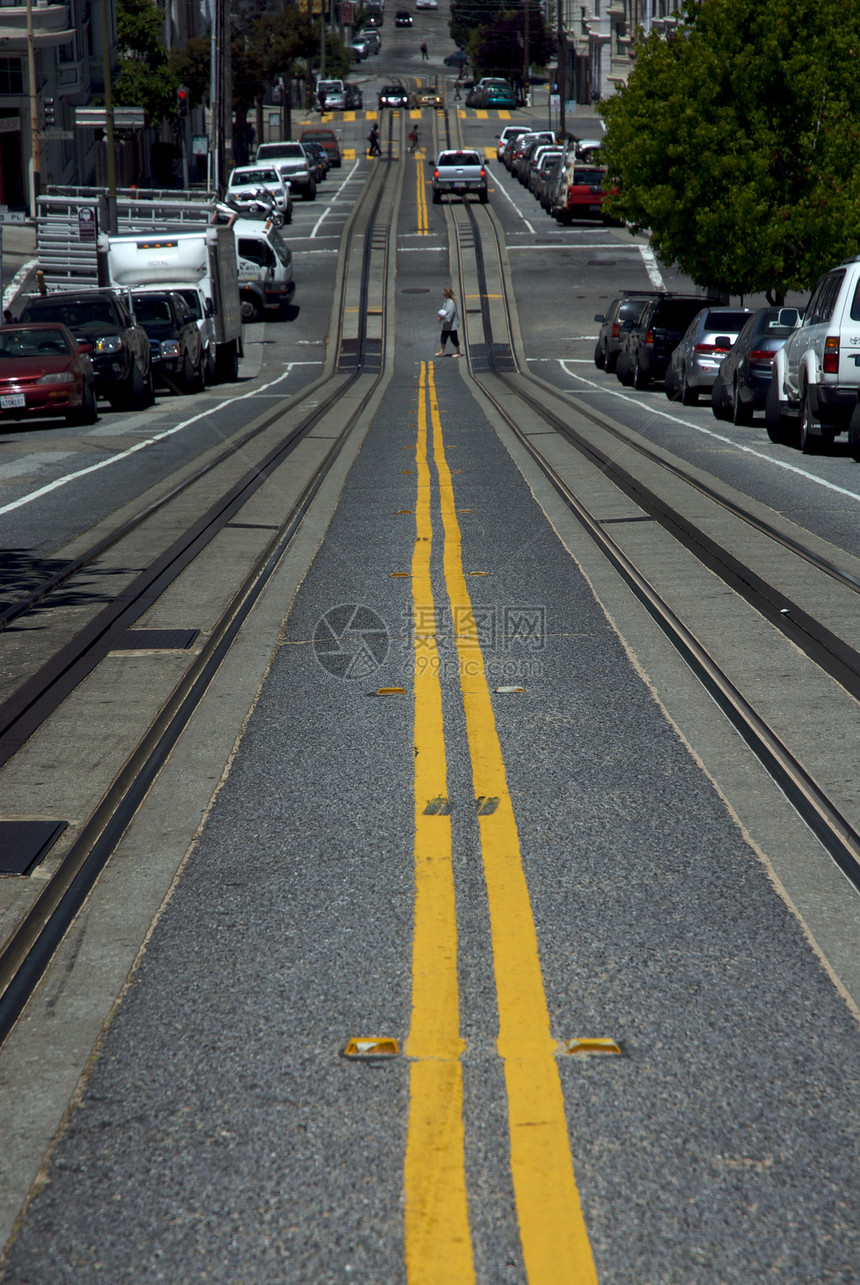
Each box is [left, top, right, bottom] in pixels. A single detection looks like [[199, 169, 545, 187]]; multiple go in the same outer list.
[[40, 129, 75, 141], [78, 207, 97, 242], [0, 211, 26, 223]]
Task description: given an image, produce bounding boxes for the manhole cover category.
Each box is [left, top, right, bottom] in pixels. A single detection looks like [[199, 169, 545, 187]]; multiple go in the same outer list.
[[402, 287, 431, 294]]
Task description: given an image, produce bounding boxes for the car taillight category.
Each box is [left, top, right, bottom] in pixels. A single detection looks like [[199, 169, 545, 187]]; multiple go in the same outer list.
[[694, 342, 731, 354], [434, 169, 440, 180], [480, 168, 485, 178], [823, 336, 839, 374], [644, 329, 654, 346], [611, 323, 620, 339], [747, 349, 775, 363]]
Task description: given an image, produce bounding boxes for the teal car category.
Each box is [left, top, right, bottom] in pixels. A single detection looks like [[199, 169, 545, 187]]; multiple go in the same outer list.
[[480, 78, 516, 109]]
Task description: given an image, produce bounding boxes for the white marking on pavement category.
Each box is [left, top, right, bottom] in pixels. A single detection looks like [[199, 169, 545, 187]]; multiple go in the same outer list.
[[639, 245, 666, 289], [558, 360, 860, 504], [0, 366, 303, 517], [492, 180, 535, 233]]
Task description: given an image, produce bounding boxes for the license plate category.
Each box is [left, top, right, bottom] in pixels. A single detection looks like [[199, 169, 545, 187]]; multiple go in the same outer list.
[[455, 183, 466, 191], [589, 203, 602, 212], [1, 394, 25, 408]]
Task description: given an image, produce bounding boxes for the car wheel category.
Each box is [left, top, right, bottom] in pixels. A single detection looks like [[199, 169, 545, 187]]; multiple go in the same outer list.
[[731, 377, 754, 426], [632, 355, 649, 390], [847, 404, 860, 462], [479, 189, 488, 204], [216, 340, 240, 383], [206, 345, 217, 385], [764, 378, 791, 444], [115, 360, 144, 411], [616, 352, 632, 386], [665, 365, 679, 401], [181, 351, 195, 395], [240, 293, 262, 323], [303, 179, 316, 201], [594, 341, 605, 371], [605, 350, 618, 374], [798, 385, 821, 454], [432, 188, 441, 204], [194, 351, 207, 393], [680, 366, 698, 404], [66, 381, 98, 426]]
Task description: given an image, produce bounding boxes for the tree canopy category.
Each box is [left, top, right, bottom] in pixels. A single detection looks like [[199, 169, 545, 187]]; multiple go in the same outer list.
[[115, 0, 179, 128], [599, 0, 860, 301], [450, 0, 550, 81]]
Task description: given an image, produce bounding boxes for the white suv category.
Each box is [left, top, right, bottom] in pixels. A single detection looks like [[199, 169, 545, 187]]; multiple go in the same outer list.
[[766, 256, 860, 454]]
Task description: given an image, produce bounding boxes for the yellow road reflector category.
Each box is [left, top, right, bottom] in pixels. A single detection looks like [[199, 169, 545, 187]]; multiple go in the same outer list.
[[390, 572, 410, 578], [565, 1038, 622, 1057], [403, 469, 415, 474], [459, 509, 473, 514], [344, 1037, 400, 1058], [494, 685, 524, 694], [452, 469, 464, 473], [397, 509, 414, 515], [468, 571, 489, 576], [378, 686, 406, 695]]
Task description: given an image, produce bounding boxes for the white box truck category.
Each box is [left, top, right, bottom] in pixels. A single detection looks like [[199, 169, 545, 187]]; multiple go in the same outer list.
[[232, 215, 296, 322], [102, 226, 243, 381]]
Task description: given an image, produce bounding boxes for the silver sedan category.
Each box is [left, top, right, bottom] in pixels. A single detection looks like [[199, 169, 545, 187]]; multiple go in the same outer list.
[[665, 306, 753, 405]]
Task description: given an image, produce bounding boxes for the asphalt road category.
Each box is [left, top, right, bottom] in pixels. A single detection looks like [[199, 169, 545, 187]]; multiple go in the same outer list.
[[1, 28, 859, 1285]]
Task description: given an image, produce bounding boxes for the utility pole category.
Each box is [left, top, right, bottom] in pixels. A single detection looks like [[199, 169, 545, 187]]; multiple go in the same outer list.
[[320, 0, 326, 83], [556, 0, 566, 142], [523, 0, 530, 107], [26, 0, 40, 216], [101, 0, 118, 232]]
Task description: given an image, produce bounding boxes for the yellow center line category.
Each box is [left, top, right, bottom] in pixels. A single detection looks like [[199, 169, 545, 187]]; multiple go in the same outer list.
[[404, 366, 475, 1283], [427, 363, 599, 1284], [415, 151, 429, 235]]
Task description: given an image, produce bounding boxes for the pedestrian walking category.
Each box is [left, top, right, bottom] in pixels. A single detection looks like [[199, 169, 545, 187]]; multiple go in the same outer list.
[[454, 81, 461, 102], [408, 125, 420, 154], [420, 41, 429, 60], [435, 287, 461, 359], [368, 122, 382, 156], [318, 87, 327, 114]]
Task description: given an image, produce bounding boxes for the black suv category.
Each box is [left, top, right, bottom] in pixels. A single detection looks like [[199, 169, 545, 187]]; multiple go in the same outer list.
[[131, 291, 204, 394], [594, 292, 659, 373], [18, 289, 152, 410], [617, 294, 709, 389], [378, 84, 410, 109]]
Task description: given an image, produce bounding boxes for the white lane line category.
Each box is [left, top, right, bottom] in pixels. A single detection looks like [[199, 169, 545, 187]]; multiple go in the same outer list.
[[558, 360, 860, 504], [508, 243, 642, 251], [0, 366, 303, 518], [639, 245, 666, 290], [309, 157, 362, 237], [492, 180, 535, 233]]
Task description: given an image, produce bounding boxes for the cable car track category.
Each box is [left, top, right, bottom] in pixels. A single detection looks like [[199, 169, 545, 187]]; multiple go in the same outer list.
[[448, 197, 860, 892], [0, 131, 407, 1044]]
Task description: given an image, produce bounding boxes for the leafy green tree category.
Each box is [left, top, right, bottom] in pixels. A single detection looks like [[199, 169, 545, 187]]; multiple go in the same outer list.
[[470, 6, 551, 80], [599, 0, 860, 302], [114, 0, 179, 128]]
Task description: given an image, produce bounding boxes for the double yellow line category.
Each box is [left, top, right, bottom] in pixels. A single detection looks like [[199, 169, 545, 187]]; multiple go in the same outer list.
[[404, 363, 598, 1283], [415, 148, 429, 235]]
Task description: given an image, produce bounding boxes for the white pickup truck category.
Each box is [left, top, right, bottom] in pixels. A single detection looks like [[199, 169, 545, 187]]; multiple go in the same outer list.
[[430, 149, 488, 205]]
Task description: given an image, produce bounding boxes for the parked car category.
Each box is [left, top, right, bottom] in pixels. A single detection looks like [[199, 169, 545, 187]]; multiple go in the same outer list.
[[131, 290, 205, 394], [530, 150, 563, 201], [711, 306, 799, 425], [539, 156, 565, 212], [593, 293, 657, 373], [226, 163, 291, 217], [0, 322, 97, 426], [477, 78, 516, 109], [526, 145, 562, 194], [316, 78, 346, 109], [378, 83, 410, 108], [444, 49, 468, 66], [19, 289, 153, 410], [343, 82, 364, 109], [617, 294, 709, 389], [363, 27, 382, 53], [302, 140, 329, 184], [412, 86, 442, 108], [255, 141, 316, 199], [664, 306, 752, 404], [497, 124, 528, 162], [299, 127, 342, 167], [765, 256, 860, 453], [553, 164, 612, 223], [350, 35, 370, 59], [395, 9, 413, 24]]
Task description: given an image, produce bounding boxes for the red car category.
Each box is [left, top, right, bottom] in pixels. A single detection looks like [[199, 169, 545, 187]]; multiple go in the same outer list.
[[0, 322, 97, 425], [555, 165, 614, 224]]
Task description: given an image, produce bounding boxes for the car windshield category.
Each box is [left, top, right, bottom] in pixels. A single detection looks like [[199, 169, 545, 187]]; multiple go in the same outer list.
[[258, 144, 304, 160], [231, 168, 279, 185], [572, 169, 605, 185], [176, 290, 203, 320], [25, 300, 117, 327], [132, 296, 173, 325], [703, 310, 750, 331], [0, 327, 71, 357], [439, 153, 481, 167]]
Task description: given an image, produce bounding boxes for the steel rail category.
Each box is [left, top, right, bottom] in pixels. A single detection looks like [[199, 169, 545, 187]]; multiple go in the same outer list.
[[0, 145, 402, 1044], [457, 200, 860, 892]]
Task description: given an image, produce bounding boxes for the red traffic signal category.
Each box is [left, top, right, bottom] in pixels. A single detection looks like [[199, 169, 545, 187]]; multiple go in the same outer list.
[[177, 86, 189, 115]]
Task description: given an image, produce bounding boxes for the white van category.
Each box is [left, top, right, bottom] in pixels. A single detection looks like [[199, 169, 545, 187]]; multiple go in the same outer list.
[[226, 163, 292, 218]]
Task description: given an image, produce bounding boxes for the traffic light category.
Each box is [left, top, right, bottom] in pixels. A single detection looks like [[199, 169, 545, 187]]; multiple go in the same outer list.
[[177, 86, 189, 117], [43, 98, 55, 127]]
